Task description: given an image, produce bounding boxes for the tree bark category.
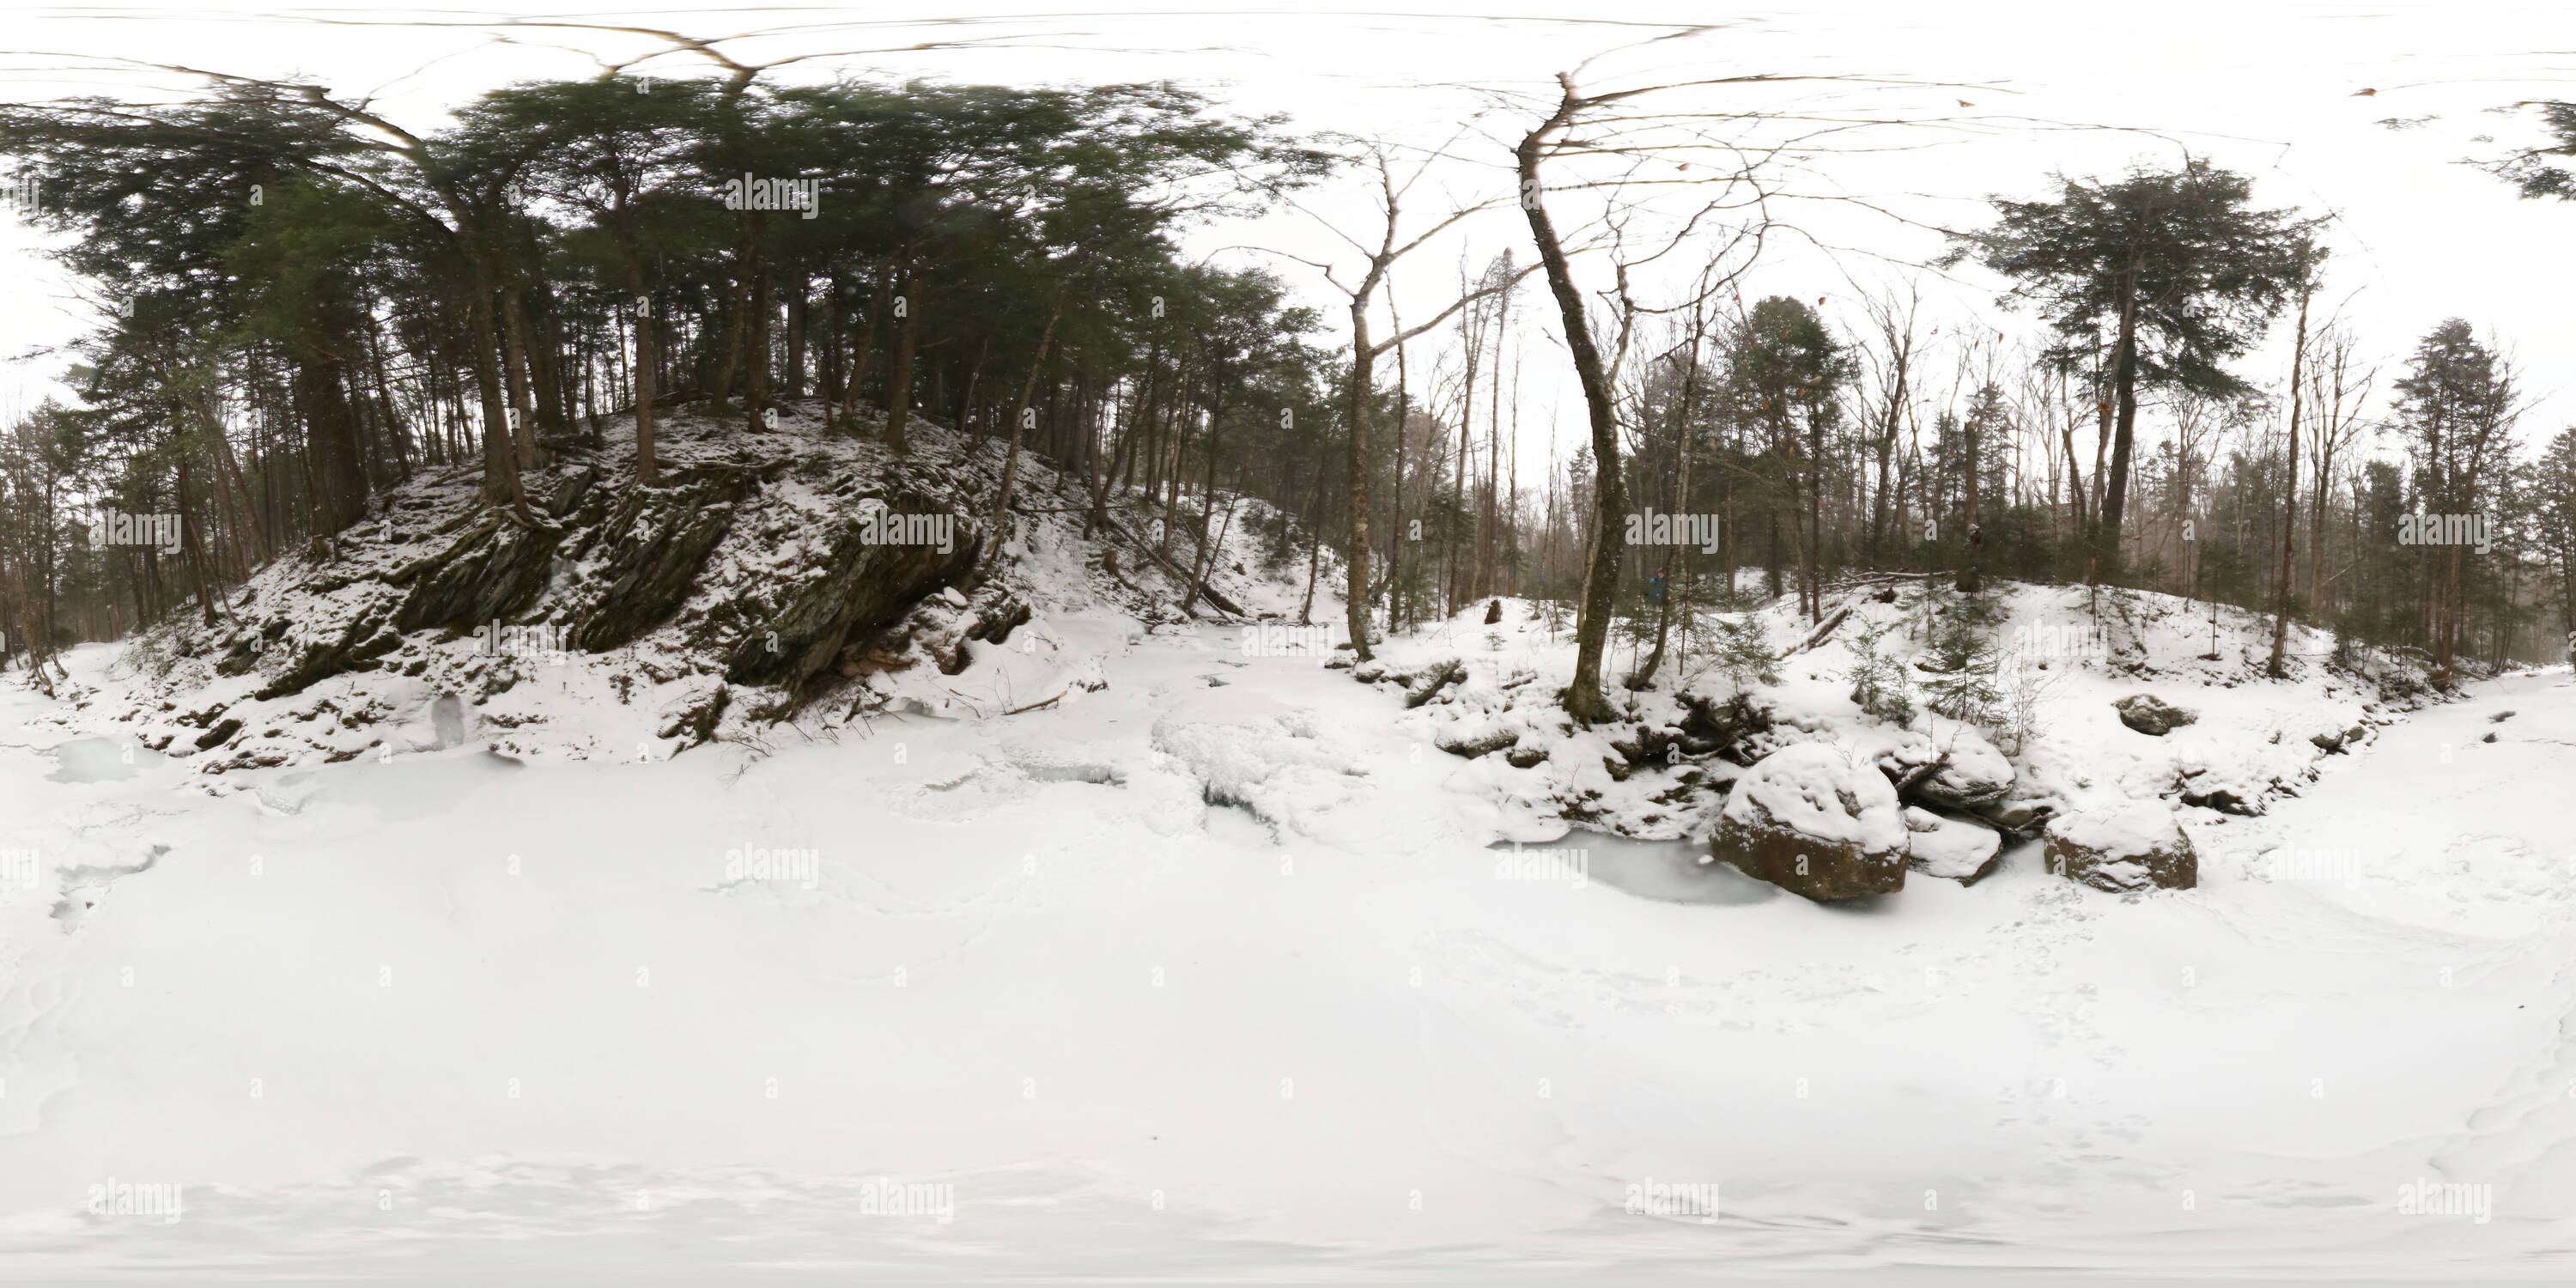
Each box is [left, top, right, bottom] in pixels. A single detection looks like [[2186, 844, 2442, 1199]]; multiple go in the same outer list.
[[1519, 81, 1625, 725], [984, 301, 1063, 561], [2268, 289, 2311, 677]]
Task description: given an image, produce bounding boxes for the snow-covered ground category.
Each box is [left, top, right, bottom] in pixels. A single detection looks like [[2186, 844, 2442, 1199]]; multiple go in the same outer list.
[[3, 584, 2573, 1281]]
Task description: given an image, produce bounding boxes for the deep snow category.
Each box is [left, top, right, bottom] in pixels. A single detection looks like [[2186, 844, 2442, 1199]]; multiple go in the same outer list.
[[3, 576, 2573, 1281]]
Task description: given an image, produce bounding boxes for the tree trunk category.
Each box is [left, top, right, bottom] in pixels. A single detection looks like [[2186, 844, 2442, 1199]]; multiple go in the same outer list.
[[1518, 90, 1624, 725], [2103, 287, 2142, 538], [881, 258, 920, 449], [627, 261, 660, 486], [293, 350, 370, 535], [462, 270, 533, 522], [2268, 289, 2311, 677], [1344, 292, 1379, 663], [984, 301, 1063, 561]]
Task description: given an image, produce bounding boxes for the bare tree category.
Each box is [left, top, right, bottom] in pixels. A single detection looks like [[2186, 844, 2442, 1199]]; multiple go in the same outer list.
[[1256, 136, 1538, 662], [2267, 283, 2314, 677]]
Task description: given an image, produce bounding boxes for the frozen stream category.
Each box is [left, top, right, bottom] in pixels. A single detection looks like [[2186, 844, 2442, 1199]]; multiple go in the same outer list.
[[2, 638, 2572, 1282]]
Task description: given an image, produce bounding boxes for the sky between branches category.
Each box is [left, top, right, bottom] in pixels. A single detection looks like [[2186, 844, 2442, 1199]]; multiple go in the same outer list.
[[3, 0, 2572, 477]]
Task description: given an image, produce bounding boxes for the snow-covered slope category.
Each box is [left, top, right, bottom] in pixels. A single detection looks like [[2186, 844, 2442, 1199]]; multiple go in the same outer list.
[[4, 508, 2568, 1280], [40, 399, 1327, 775], [3, 611, 2568, 1279]]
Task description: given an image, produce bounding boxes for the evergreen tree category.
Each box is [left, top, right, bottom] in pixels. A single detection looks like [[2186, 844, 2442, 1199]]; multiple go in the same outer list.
[[1943, 161, 2324, 547]]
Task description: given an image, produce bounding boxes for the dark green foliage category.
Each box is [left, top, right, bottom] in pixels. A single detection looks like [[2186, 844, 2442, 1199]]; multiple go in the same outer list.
[[1707, 612, 1780, 692], [1917, 611, 2001, 724]]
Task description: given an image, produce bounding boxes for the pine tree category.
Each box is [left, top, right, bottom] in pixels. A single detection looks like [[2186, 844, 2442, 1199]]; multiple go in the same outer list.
[[1843, 615, 1917, 725], [1709, 612, 1780, 692], [1917, 611, 2001, 724]]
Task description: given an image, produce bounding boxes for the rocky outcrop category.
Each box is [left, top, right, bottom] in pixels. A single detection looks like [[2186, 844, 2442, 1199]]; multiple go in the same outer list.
[[572, 466, 754, 652], [391, 513, 565, 634], [252, 589, 404, 702], [2043, 802, 2197, 890], [1708, 743, 1910, 901], [724, 494, 981, 690], [2115, 693, 2198, 737]]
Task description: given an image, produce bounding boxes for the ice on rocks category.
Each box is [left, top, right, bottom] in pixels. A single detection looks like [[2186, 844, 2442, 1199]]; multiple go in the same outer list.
[[1148, 690, 1368, 835]]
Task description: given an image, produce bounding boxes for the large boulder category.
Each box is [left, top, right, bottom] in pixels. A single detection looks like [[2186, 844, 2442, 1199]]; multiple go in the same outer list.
[[1902, 805, 2003, 884], [2114, 693, 2198, 737], [1707, 743, 1910, 901], [2043, 802, 2197, 890]]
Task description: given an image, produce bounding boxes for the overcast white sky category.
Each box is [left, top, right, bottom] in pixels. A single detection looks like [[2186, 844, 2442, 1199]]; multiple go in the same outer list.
[[5, 2, 2574, 479]]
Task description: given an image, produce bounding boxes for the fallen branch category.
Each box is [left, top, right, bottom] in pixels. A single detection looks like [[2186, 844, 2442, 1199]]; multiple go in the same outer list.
[[1093, 515, 1245, 617], [1005, 690, 1066, 715], [1781, 605, 1853, 658]]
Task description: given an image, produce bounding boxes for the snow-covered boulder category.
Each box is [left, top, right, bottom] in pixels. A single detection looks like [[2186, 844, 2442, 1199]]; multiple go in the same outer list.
[[2114, 693, 2198, 737], [2043, 801, 2197, 891], [1435, 714, 1522, 760], [1869, 717, 2014, 811], [1707, 743, 1910, 901], [1902, 805, 2003, 884]]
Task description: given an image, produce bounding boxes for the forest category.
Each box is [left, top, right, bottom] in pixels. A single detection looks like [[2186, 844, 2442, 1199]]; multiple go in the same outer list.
[[3, 61, 2573, 718]]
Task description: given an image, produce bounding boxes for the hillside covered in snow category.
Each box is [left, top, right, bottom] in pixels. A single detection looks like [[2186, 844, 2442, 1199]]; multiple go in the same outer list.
[[5, 418, 2572, 1279]]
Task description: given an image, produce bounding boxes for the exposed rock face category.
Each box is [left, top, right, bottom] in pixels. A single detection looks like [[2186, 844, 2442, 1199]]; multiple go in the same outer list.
[[723, 494, 981, 690], [392, 514, 566, 634], [546, 465, 598, 519], [2043, 802, 2197, 890], [571, 467, 752, 652], [1708, 743, 1910, 901], [2115, 693, 2198, 737], [1903, 805, 2004, 884], [252, 588, 404, 701]]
